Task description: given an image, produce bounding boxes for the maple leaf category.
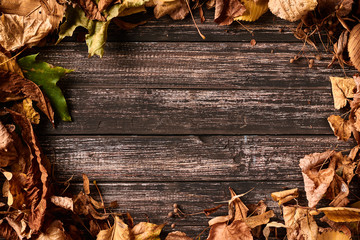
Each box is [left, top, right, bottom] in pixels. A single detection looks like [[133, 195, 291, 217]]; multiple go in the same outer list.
[[214, 0, 246, 25], [97, 216, 131, 240], [0, 70, 54, 123], [330, 77, 356, 110], [299, 150, 336, 208], [18, 54, 73, 122], [327, 115, 352, 141], [57, 0, 148, 57]]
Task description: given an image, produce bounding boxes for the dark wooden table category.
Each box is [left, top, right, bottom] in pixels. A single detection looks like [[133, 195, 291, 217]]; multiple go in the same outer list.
[[32, 10, 357, 238]]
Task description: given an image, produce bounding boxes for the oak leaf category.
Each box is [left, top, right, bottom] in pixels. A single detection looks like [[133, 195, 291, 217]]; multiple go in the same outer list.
[[327, 115, 352, 141]]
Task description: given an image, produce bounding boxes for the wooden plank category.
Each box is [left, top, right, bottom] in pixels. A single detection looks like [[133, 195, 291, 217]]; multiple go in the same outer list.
[[37, 88, 338, 135], [62, 11, 299, 43], [31, 42, 355, 89], [41, 135, 354, 182], [66, 181, 359, 238]]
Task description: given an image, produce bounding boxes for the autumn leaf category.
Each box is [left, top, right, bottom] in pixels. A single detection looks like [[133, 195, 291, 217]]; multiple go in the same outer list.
[[317, 230, 351, 240], [0, 122, 18, 167], [148, 0, 189, 20], [98, 0, 117, 12], [37, 220, 70, 240], [132, 222, 164, 240], [18, 54, 73, 122], [268, 0, 318, 22], [245, 210, 274, 228], [0, 52, 23, 77], [74, 0, 107, 21], [234, 0, 268, 22], [11, 98, 41, 124], [327, 115, 352, 141], [0, 70, 54, 123], [316, 207, 360, 222], [58, 0, 148, 57], [330, 77, 356, 110], [271, 188, 299, 205], [283, 206, 318, 240], [97, 216, 131, 240], [317, 0, 354, 17], [348, 24, 360, 72], [207, 220, 253, 240], [299, 150, 336, 208], [262, 222, 286, 240], [165, 231, 192, 240], [51, 196, 74, 211], [214, 0, 246, 25]]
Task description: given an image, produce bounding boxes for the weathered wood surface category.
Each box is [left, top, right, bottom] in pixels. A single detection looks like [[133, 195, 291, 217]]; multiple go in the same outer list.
[[41, 135, 354, 182], [32, 7, 359, 239]]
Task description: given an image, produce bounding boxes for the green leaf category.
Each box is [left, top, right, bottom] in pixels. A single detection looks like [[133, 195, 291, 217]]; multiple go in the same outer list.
[[57, 0, 148, 57], [18, 54, 73, 122]]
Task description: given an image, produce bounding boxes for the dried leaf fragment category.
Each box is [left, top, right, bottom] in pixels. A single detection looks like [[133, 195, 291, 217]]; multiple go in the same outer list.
[[207, 220, 253, 240], [234, 0, 268, 22], [271, 188, 299, 205], [0, 122, 18, 167], [165, 231, 192, 240], [327, 115, 352, 141], [132, 222, 164, 240], [262, 222, 286, 240], [330, 76, 356, 110], [316, 207, 360, 222], [96, 216, 130, 240], [245, 210, 274, 228], [317, 230, 351, 240], [214, 0, 246, 25], [268, 0, 318, 22], [348, 24, 360, 72]]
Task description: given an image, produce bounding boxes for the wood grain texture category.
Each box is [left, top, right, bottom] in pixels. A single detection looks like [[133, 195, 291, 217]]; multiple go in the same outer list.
[[31, 42, 355, 89], [37, 88, 338, 135], [41, 135, 355, 182]]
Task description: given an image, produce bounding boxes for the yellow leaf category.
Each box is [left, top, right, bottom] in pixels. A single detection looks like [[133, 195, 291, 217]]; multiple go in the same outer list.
[[317, 230, 351, 240], [327, 115, 352, 141], [96, 216, 130, 240], [11, 98, 40, 124], [330, 77, 356, 110], [132, 222, 164, 240], [235, 0, 268, 22], [0, 52, 23, 77], [317, 207, 360, 222]]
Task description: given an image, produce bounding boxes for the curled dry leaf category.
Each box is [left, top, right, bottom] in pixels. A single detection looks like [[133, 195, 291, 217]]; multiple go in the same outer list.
[[0, 122, 18, 167], [327, 174, 349, 207], [299, 150, 336, 208], [74, 0, 107, 21], [0, 14, 52, 52], [330, 76, 355, 110], [149, 0, 189, 20], [245, 210, 274, 229], [283, 206, 318, 240], [97, 216, 130, 240], [327, 115, 352, 141], [11, 98, 41, 124], [132, 222, 165, 240], [0, 52, 23, 77], [51, 196, 74, 211], [82, 174, 90, 195], [317, 230, 351, 240], [165, 231, 192, 240], [262, 222, 286, 240], [316, 207, 360, 222], [234, 0, 268, 22], [207, 220, 253, 240], [348, 24, 360, 72], [214, 0, 246, 25], [268, 0, 317, 22], [36, 220, 70, 240], [271, 188, 299, 205]]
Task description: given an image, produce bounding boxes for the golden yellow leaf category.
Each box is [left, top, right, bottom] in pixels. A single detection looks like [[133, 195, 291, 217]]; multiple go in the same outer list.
[[327, 115, 352, 141], [317, 230, 351, 240], [317, 207, 360, 222], [96, 216, 130, 240], [330, 77, 356, 110], [235, 0, 268, 22], [271, 188, 298, 205], [268, 0, 317, 22], [0, 52, 23, 77], [11, 98, 40, 124], [132, 222, 164, 240]]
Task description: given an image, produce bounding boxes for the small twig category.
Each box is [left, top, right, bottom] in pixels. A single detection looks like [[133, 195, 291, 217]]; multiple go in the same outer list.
[[0, 47, 27, 67], [93, 180, 111, 228], [185, 0, 205, 39]]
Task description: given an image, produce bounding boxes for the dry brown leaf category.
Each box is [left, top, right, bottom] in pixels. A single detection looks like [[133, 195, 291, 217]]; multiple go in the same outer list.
[[283, 206, 318, 240], [349, 24, 360, 72], [299, 151, 336, 208], [0, 71, 54, 124], [317, 230, 351, 240], [51, 196, 74, 211], [268, 0, 317, 22], [11, 98, 41, 124], [149, 0, 189, 20], [271, 188, 299, 205], [317, 0, 354, 17], [0, 14, 52, 52], [320, 216, 352, 237], [214, 0, 245, 25], [316, 207, 360, 222], [262, 222, 286, 240], [165, 231, 192, 240], [98, 0, 116, 11], [37, 220, 69, 240], [207, 220, 253, 240], [97, 216, 130, 240], [245, 210, 274, 229], [74, 0, 107, 21], [73, 192, 108, 220], [0, 122, 18, 167], [330, 77, 356, 110], [0, 52, 24, 77], [82, 174, 90, 195], [327, 115, 352, 141], [229, 187, 248, 221], [132, 222, 164, 240]]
